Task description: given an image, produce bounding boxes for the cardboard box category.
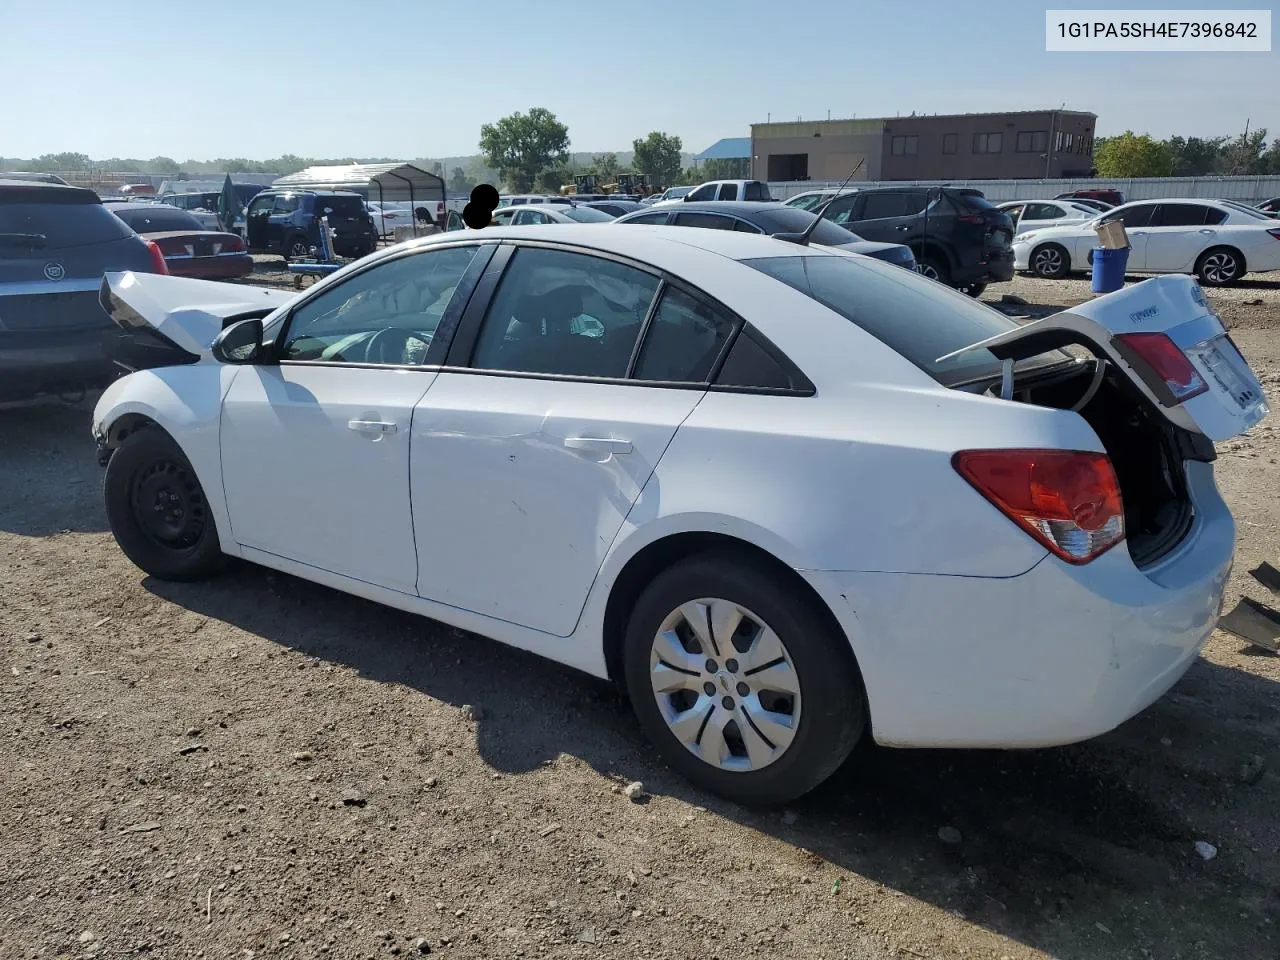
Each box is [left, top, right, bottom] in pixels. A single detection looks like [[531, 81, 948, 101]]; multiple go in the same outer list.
[[1094, 219, 1129, 249]]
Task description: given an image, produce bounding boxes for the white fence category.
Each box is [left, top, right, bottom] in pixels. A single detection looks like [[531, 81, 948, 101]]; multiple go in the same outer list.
[[766, 175, 1280, 204]]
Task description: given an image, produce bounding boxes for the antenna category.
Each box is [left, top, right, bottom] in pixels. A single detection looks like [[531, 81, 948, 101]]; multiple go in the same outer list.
[[774, 157, 865, 247]]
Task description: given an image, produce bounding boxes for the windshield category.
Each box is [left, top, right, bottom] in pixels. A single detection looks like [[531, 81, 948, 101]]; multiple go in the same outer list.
[[751, 207, 863, 245], [951, 191, 998, 211], [561, 206, 614, 222], [113, 207, 205, 232], [743, 254, 1065, 385]]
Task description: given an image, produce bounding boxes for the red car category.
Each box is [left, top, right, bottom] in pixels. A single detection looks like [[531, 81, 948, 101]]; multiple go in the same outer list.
[[106, 202, 253, 279]]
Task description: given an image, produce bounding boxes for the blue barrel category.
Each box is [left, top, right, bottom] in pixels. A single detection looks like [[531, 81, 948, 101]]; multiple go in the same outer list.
[[1091, 246, 1129, 294]]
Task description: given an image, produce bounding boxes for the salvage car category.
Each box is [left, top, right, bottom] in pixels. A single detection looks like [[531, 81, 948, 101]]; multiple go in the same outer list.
[[108, 203, 252, 280], [92, 225, 1267, 805], [1015, 198, 1280, 285], [0, 178, 167, 402]]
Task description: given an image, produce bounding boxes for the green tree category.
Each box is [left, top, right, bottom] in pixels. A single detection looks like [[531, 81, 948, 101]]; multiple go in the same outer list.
[[144, 156, 180, 174], [593, 152, 620, 182], [30, 152, 90, 172], [1093, 131, 1173, 178], [632, 132, 683, 188], [536, 165, 569, 193], [1164, 136, 1226, 177], [448, 166, 471, 192], [1262, 139, 1280, 175], [479, 107, 571, 192], [1221, 128, 1268, 175]]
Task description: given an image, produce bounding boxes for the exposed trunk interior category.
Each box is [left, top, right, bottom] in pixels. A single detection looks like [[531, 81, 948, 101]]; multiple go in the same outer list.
[[974, 359, 1211, 568]]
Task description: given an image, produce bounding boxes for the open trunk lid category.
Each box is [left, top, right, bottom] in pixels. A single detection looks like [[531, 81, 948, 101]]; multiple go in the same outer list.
[[940, 274, 1268, 442], [100, 271, 295, 367]]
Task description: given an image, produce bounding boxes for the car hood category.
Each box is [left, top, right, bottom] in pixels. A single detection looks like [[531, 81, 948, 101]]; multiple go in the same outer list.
[[1013, 221, 1099, 241], [100, 271, 295, 359]]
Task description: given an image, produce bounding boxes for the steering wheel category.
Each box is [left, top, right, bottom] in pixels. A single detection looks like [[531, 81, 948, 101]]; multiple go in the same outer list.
[[365, 327, 430, 365]]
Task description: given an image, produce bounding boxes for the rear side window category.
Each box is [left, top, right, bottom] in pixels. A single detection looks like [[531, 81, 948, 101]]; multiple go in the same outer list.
[[674, 213, 735, 230], [717, 183, 739, 201], [633, 286, 734, 383], [743, 181, 771, 201], [715, 330, 799, 390], [621, 212, 669, 225], [0, 201, 133, 249], [859, 193, 910, 220], [1154, 204, 1219, 227], [743, 254, 1057, 385]]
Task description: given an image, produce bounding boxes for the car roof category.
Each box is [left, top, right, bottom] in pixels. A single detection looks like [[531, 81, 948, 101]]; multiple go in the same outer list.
[[109, 202, 196, 213], [404, 222, 834, 266], [650, 201, 784, 217], [0, 179, 101, 203]]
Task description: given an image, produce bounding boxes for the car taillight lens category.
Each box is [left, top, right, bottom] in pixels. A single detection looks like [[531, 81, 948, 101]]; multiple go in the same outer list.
[[1115, 332, 1208, 402], [953, 449, 1125, 564], [958, 214, 985, 224], [224, 235, 245, 252], [143, 238, 169, 275]]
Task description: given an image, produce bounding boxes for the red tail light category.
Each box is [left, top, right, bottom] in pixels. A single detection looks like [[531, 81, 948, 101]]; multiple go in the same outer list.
[[224, 235, 246, 252], [1114, 332, 1208, 402], [958, 214, 985, 224], [143, 238, 169, 275], [953, 449, 1125, 564]]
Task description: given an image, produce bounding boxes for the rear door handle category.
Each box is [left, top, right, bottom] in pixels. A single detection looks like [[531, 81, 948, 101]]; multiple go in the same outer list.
[[348, 419, 398, 435], [564, 436, 632, 456], [1199, 228, 1215, 235]]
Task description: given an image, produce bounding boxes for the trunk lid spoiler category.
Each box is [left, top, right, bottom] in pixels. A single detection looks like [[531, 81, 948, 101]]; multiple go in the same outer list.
[[939, 274, 1268, 442], [100, 271, 295, 359]]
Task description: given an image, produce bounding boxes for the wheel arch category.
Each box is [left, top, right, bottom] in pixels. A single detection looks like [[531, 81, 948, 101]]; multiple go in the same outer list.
[[1030, 240, 1073, 274], [599, 530, 867, 725], [911, 240, 954, 270]]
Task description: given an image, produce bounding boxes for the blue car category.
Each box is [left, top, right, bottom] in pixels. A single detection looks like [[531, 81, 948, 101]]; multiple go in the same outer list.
[[244, 189, 378, 260]]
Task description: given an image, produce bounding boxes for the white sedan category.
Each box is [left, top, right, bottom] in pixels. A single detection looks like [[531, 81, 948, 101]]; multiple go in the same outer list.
[[1014, 198, 1280, 285], [91, 225, 1268, 804], [997, 199, 1100, 235]]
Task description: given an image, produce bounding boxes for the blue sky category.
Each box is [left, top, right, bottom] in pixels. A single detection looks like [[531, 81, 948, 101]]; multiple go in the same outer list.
[[3, 0, 1275, 160]]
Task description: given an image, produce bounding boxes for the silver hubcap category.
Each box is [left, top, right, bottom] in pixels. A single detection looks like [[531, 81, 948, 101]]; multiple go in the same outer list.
[[1202, 253, 1237, 284], [918, 263, 940, 281], [1033, 247, 1063, 274], [649, 598, 801, 772]]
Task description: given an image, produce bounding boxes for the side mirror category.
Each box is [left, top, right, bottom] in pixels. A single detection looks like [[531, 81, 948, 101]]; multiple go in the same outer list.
[[212, 317, 264, 364]]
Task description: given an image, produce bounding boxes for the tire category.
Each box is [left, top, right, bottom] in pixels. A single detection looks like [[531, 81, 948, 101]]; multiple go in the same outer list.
[[959, 282, 987, 298], [1029, 243, 1071, 279], [917, 253, 950, 285], [622, 550, 866, 806], [1195, 246, 1244, 286], [285, 234, 311, 260], [104, 428, 225, 581]]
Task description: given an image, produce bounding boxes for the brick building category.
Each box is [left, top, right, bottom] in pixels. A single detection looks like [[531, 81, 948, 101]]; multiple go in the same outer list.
[[750, 109, 1098, 182]]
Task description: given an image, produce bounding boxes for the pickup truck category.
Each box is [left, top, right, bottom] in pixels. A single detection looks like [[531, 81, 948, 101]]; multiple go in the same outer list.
[[650, 179, 775, 207]]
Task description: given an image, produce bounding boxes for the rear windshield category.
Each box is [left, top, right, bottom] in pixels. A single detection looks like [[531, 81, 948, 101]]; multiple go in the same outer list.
[[949, 191, 998, 211], [113, 207, 205, 232], [318, 196, 367, 217], [561, 206, 614, 222], [743, 254, 1063, 385], [751, 207, 862, 245], [0, 200, 133, 249]]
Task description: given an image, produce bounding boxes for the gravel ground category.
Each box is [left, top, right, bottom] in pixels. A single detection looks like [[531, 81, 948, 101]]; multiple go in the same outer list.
[[1, 271, 1278, 960]]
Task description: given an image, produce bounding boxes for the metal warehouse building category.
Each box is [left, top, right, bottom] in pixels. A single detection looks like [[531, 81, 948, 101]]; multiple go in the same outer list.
[[751, 109, 1098, 182]]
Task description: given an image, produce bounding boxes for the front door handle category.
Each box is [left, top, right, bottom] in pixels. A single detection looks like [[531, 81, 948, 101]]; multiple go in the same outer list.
[[1199, 228, 1215, 235], [564, 436, 633, 456], [895, 224, 910, 231], [348, 419, 398, 435]]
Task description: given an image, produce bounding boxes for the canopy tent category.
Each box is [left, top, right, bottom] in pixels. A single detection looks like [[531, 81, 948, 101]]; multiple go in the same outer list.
[[694, 138, 751, 162], [271, 162, 446, 230]]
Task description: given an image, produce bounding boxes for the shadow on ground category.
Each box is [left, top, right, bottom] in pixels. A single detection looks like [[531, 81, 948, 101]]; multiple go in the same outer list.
[[0, 398, 106, 536], [147, 561, 1279, 960]]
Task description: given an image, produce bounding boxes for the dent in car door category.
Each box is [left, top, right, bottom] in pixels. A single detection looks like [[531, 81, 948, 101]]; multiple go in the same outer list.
[[410, 244, 706, 637]]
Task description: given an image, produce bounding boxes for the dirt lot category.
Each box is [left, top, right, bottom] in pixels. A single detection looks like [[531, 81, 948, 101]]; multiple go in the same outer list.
[[1, 271, 1278, 960]]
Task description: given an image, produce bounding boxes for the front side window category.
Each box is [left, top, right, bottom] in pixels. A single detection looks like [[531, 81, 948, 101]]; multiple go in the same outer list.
[[1106, 204, 1156, 229], [280, 245, 482, 365], [247, 195, 273, 218], [1023, 203, 1064, 221], [621, 212, 669, 225], [469, 247, 659, 378], [687, 184, 718, 201], [272, 195, 300, 214], [513, 209, 548, 225], [633, 287, 735, 383], [492, 209, 517, 225]]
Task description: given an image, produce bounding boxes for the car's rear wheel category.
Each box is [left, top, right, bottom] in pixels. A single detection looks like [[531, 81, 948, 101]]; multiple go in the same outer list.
[[1030, 243, 1070, 278], [104, 429, 225, 581], [917, 254, 950, 285], [959, 282, 987, 298], [1195, 247, 1244, 286], [622, 551, 865, 806]]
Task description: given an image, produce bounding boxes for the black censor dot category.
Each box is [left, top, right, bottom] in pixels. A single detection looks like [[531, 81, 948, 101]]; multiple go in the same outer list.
[[462, 184, 500, 229]]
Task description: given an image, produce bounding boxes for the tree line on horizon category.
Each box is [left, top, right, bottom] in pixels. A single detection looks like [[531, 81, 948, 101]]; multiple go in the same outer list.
[[4, 111, 1276, 191]]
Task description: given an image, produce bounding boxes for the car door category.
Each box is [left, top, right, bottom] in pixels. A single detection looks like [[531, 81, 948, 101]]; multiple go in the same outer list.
[[410, 243, 734, 637], [267, 194, 302, 251], [845, 191, 913, 242], [1099, 203, 1158, 268], [1143, 203, 1225, 273], [245, 194, 273, 251], [1002, 204, 1026, 231], [218, 242, 493, 594]]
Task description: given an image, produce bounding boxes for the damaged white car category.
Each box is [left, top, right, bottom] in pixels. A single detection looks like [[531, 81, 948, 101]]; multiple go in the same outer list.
[[92, 225, 1268, 805]]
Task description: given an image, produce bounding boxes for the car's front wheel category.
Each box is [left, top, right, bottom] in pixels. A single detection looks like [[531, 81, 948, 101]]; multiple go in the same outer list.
[[622, 551, 866, 805], [104, 428, 225, 581], [1029, 243, 1071, 278]]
